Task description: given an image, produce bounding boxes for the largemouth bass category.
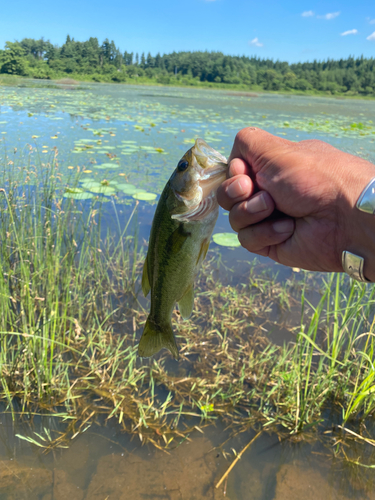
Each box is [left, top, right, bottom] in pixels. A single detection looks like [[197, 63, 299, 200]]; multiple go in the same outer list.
[[138, 139, 227, 359]]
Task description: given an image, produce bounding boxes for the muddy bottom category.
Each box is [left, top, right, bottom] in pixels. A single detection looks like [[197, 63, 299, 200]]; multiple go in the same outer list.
[[0, 434, 226, 500], [1, 423, 375, 500]]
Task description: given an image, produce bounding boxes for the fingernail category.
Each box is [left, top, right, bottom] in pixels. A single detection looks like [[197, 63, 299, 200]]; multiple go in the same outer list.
[[245, 193, 268, 214], [226, 178, 246, 198], [273, 219, 294, 234]]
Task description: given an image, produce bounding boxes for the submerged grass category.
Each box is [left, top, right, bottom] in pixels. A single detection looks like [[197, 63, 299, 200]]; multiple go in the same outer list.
[[1, 151, 375, 467]]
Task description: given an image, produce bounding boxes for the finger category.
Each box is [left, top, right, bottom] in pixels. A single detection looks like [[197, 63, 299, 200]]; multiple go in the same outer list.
[[229, 127, 292, 172], [229, 191, 275, 232], [238, 218, 295, 253], [217, 174, 254, 212], [227, 158, 252, 178]]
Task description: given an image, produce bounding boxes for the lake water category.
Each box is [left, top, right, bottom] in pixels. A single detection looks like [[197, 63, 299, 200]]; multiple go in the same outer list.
[[1, 81, 375, 499]]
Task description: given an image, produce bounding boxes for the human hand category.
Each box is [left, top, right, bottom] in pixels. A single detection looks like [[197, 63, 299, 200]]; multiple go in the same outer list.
[[217, 127, 375, 278]]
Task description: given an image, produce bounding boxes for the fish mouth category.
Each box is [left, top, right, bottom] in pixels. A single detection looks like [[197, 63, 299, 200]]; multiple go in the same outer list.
[[171, 140, 227, 222], [193, 138, 228, 169], [199, 166, 227, 199], [192, 139, 228, 199]]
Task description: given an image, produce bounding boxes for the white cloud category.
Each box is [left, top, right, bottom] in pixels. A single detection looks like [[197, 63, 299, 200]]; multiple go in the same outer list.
[[249, 38, 263, 47], [317, 11, 340, 20], [370, 19, 375, 24], [367, 31, 375, 41], [341, 29, 358, 36], [301, 10, 314, 17]]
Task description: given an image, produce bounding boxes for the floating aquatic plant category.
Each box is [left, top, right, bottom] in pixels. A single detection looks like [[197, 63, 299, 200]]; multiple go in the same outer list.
[[132, 192, 157, 201], [64, 191, 94, 200], [88, 185, 116, 195], [212, 232, 241, 247]]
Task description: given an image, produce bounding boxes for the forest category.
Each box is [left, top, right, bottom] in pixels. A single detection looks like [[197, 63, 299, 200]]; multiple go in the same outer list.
[[1, 35, 375, 95]]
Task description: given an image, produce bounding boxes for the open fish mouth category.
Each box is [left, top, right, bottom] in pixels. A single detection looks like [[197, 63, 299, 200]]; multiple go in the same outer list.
[[193, 139, 228, 200], [199, 165, 227, 199], [192, 138, 227, 170], [172, 139, 227, 222]]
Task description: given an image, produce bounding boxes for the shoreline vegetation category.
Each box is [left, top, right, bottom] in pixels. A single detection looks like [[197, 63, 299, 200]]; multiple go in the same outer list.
[[1, 151, 375, 477], [3, 73, 375, 102], [1, 36, 375, 100]]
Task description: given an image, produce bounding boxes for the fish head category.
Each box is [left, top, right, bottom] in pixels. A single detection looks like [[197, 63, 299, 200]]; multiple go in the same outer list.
[[169, 139, 227, 221]]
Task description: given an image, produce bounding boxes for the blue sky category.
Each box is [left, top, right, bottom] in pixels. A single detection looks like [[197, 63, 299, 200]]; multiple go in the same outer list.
[[1, 0, 374, 63]]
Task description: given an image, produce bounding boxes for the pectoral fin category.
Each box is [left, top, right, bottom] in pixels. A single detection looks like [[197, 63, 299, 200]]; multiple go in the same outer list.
[[196, 238, 210, 265], [178, 285, 194, 319], [142, 257, 151, 297], [138, 317, 179, 360], [170, 224, 191, 253]]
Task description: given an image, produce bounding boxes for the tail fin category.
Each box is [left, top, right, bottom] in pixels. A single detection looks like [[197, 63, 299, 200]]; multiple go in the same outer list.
[[138, 317, 179, 360]]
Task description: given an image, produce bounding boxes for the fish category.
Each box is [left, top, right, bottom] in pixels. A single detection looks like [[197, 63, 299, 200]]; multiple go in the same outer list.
[[138, 138, 228, 360]]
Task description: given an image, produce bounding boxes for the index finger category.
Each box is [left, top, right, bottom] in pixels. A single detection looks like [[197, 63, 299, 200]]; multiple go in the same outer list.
[[228, 127, 291, 173]]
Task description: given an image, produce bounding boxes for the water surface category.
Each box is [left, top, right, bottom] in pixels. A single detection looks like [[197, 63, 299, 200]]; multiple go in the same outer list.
[[1, 81, 375, 499]]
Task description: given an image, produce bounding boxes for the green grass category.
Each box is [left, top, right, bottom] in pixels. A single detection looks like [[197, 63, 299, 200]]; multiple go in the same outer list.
[[1, 152, 375, 462]]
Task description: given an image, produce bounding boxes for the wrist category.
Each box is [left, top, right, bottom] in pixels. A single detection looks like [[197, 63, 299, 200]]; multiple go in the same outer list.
[[341, 160, 375, 282], [348, 213, 375, 282]]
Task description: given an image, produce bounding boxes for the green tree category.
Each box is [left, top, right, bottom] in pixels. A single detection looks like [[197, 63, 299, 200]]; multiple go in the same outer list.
[[283, 71, 297, 88], [0, 42, 28, 75]]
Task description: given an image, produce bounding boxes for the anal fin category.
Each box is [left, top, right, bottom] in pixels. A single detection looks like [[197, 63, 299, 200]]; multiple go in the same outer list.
[[178, 285, 194, 319]]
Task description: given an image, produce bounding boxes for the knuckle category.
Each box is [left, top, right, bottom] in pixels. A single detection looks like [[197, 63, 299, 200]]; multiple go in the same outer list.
[[235, 127, 258, 145], [234, 129, 247, 146]]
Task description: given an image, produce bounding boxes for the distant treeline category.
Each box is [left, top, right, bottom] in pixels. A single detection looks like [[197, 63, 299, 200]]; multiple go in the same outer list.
[[1, 36, 375, 95]]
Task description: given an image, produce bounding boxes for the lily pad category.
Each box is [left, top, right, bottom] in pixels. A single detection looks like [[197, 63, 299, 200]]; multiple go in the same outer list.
[[89, 185, 116, 195], [115, 182, 136, 189], [212, 232, 240, 247], [64, 192, 94, 200], [80, 180, 103, 189], [118, 184, 145, 195], [132, 192, 157, 201], [65, 187, 85, 194]]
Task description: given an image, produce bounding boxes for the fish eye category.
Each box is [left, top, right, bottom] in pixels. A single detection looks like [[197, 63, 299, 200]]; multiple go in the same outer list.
[[177, 159, 189, 172]]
